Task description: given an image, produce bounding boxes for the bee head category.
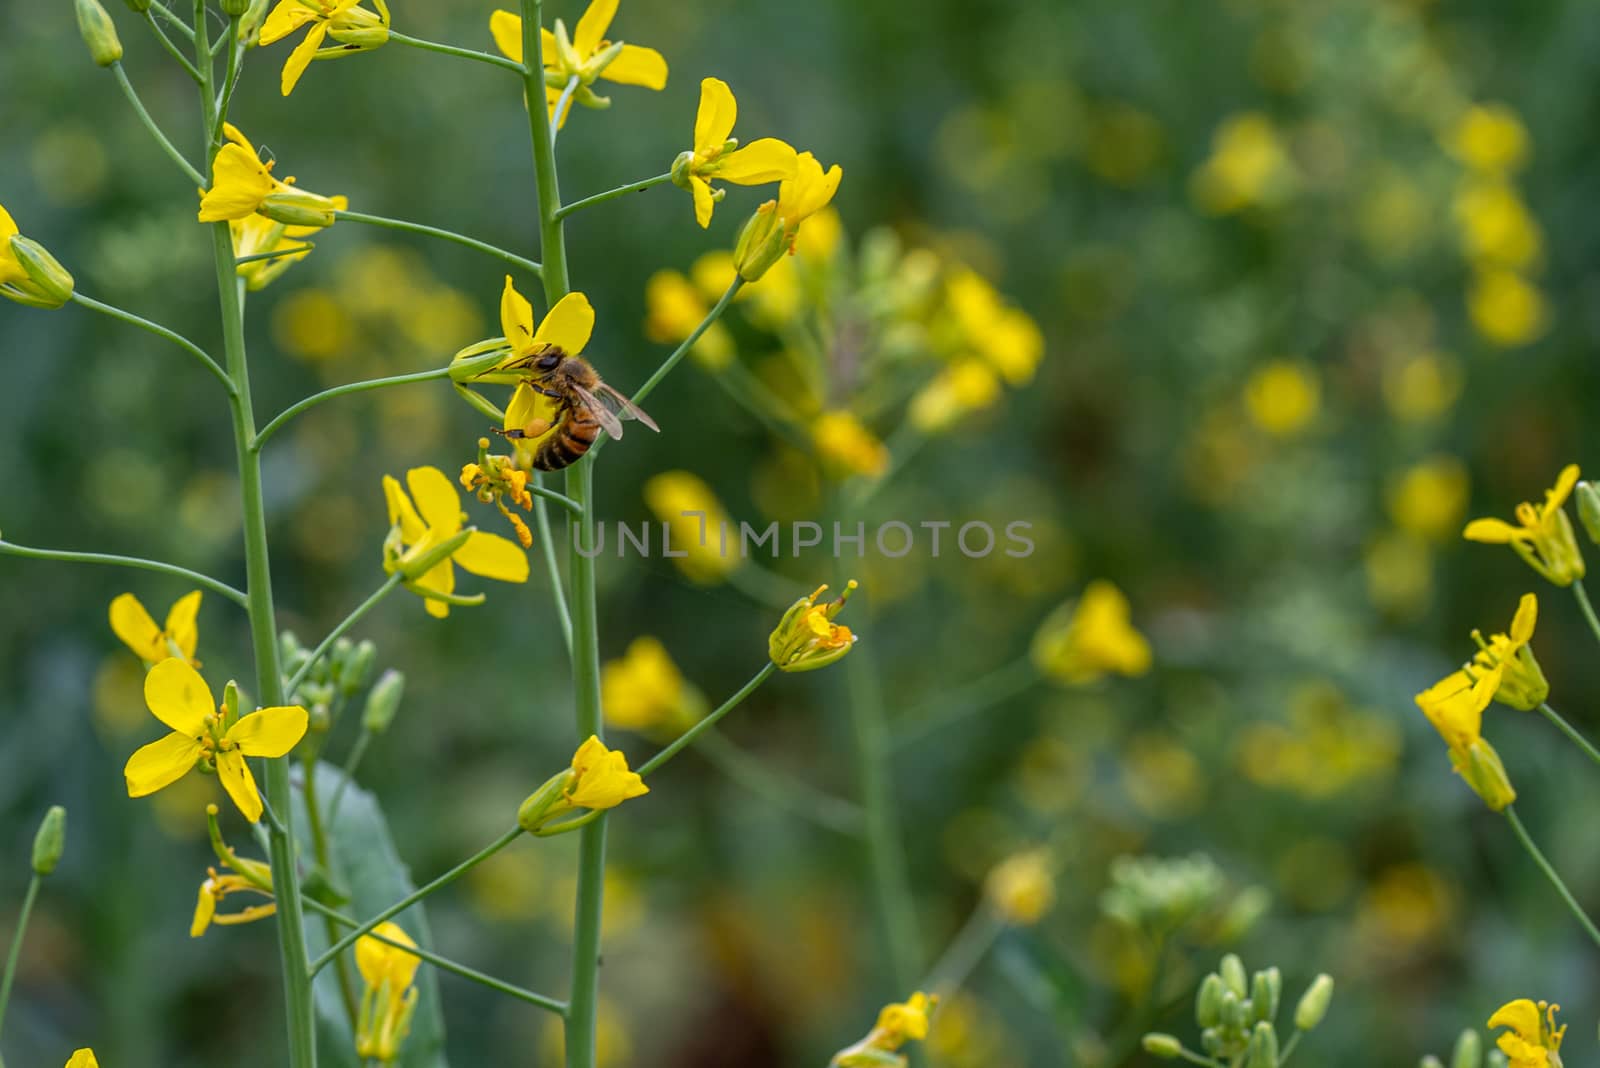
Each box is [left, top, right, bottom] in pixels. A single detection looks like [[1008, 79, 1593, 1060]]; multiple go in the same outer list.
[[534, 347, 564, 372]]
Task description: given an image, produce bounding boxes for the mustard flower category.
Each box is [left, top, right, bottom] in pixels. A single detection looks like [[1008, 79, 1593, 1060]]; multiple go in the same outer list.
[[770, 151, 842, 249], [1469, 269, 1548, 348], [813, 411, 889, 479], [356, 922, 420, 1063], [986, 849, 1056, 925], [602, 636, 706, 736], [769, 581, 858, 673], [1448, 104, 1530, 175], [382, 465, 530, 618], [124, 659, 309, 823], [644, 268, 733, 369], [192, 866, 276, 937], [0, 202, 74, 309], [1489, 999, 1565, 1068], [259, 0, 390, 97], [66, 1052, 100, 1068], [643, 470, 739, 584], [1470, 593, 1548, 711], [518, 735, 650, 832], [1031, 581, 1152, 684], [109, 590, 201, 666], [485, 279, 599, 459], [909, 360, 1002, 433], [830, 992, 936, 1066], [944, 268, 1043, 386], [673, 77, 799, 228], [1414, 668, 1516, 811], [198, 124, 342, 227], [490, 0, 667, 102], [231, 205, 346, 290], [461, 448, 535, 549], [1463, 464, 1585, 586]]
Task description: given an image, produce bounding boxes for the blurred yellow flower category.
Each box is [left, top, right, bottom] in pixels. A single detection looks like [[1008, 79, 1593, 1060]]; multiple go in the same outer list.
[[1365, 530, 1433, 618], [909, 359, 1002, 433], [813, 411, 889, 479], [1414, 668, 1515, 811], [945, 269, 1043, 385], [1468, 269, 1548, 348], [1243, 360, 1319, 437], [109, 590, 201, 666], [832, 992, 936, 1065], [124, 659, 308, 823], [602, 636, 705, 735], [490, 0, 667, 91], [1381, 351, 1462, 424], [643, 470, 739, 583], [1489, 999, 1565, 1068], [673, 78, 799, 228], [1358, 171, 1430, 264], [1454, 181, 1543, 270], [1470, 594, 1547, 712], [1191, 112, 1292, 214], [566, 735, 649, 810], [1031, 580, 1151, 685], [259, 0, 390, 97], [1448, 104, 1530, 174], [355, 921, 420, 1063], [769, 581, 858, 673], [794, 204, 844, 262], [1386, 456, 1469, 542], [1463, 464, 1585, 586], [272, 289, 354, 360], [382, 466, 530, 617], [643, 269, 733, 368], [986, 849, 1056, 925]]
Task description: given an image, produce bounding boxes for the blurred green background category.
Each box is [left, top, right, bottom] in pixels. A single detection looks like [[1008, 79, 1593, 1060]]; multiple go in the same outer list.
[[5, 0, 1600, 1065]]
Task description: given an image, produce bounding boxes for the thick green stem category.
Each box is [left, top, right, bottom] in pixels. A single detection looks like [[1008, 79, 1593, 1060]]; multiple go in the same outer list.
[[335, 210, 542, 276], [0, 876, 40, 1042], [194, 20, 318, 1064], [1537, 702, 1600, 769], [0, 539, 246, 605], [71, 292, 233, 393], [1504, 805, 1600, 950], [638, 663, 777, 777], [1574, 582, 1600, 648], [554, 172, 673, 220]]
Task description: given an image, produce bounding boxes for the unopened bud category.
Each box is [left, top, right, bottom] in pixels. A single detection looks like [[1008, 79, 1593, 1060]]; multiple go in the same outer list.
[[361, 669, 405, 734], [1249, 1022, 1279, 1068], [517, 771, 572, 833], [1294, 974, 1334, 1031], [219, 0, 249, 15], [732, 204, 786, 282], [1251, 968, 1281, 1024], [31, 806, 66, 875], [260, 191, 337, 228], [1451, 1029, 1483, 1068], [328, 24, 388, 47], [1219, 954, 1248, 998], [75, 0, 124, 65], [9, 237, 75, 307], [669, 150, 695, 191], [1420, 1057, 1445, 1068], [341, 640, 377, 697], [1141, 1034, 1182, 1059], [1196, 973, 1225, 1028], [1577, 482, 1600, 546]]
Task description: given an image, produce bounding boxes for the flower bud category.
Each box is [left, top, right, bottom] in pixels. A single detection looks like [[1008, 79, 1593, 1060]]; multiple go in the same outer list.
[[340, 640, 376, 697], [1294, 974, 1334, 1031], [733, 204, 786, 283], [1251, 968, 1281, 1024], [1249, 1022, 1279, 1068], [259, 191, 338, 228], [1219, 990, 1246, 1031], [9, 237, 75, 307], [1196, 973, 1225, 1028], [219, 0, 249, 14], [516, 771, 573, 833], [1219, 954, 1248, 998], [670, 150, 696, 191], [1141, 1034, 1182, 1059], [1451, 737, 1517, 811], [75, 0, 124, 65], [1421, 1057, 1445, 1068], [1451, 1029, 1482, 1068], [1577, 482, 1600, 546], [361, 669, 405, 734], [31, 805, 66, 876]]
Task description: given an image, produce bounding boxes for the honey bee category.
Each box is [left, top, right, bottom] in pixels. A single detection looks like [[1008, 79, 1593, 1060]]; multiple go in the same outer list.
[[495, 345, 659, 470]]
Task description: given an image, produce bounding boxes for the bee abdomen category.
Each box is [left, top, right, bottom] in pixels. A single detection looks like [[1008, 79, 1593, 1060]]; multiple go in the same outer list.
[[533, 408, 600, 471]]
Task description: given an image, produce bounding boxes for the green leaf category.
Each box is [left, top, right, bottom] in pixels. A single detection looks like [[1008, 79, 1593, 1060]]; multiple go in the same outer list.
[[293, 760, 450, 1068]]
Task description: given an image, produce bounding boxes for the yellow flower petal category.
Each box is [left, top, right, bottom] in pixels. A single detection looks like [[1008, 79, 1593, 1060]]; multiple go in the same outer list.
[[488, 9, 523, 62], [66, 1050, 100, 1068], [356, 921, 420, 991], [573, 0, 616, 58], [192, 880, 218, 937], [453, 531, 530, 583], [1510, 593, 1538, 643], [778, 153, 843, 226], [1488, 999, 1542, 1042], [1549, 463, 1580, 509], [424, 593, 451, 619], [227, 705, 310, 758], [383, 474, 427, 544], [258, 0, 316, 44], [694, 77, 738, 153], [413, 557, 457, 617], [406, 466, 463, 535], [691, 176, 715, 229], [216, 750, 265, 823], [500, 274, 535, 352], [531, 291, 595, 354], [603, 44, 667, 89], [109, 593, 165, 662], [280, 20, 328, 97], [144, 657, 215, 736], [716, 138, 799, 185], [165, 590, 203, 661], [125, 732, 204, 797], [1463, 517, 1521, 543], [198, 143, 277, 222]]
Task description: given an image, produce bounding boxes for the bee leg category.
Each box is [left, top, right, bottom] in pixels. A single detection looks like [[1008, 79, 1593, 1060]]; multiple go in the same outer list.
[[497, 417, 554, 440], [531, 385, 564, 400]]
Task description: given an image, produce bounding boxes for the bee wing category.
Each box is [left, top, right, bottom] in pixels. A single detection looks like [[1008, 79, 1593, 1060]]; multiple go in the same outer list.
[[591, 382, 661, 433], [569, 382, 628, 440]]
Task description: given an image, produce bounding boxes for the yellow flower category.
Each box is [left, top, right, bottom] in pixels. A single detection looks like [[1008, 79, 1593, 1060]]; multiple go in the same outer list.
[[1489, 999, 1565, 1068], [566, 735, 650, 810], [643, 470, 739, 584], [1454, 180, 1543, 270], [909, 359, 1002, 433], [1463, 464, 1585, 586], [1470, 594, 1548, 712], [644, 269, 733, 369], [986, 849, 1056, 925], [1448, 105, 1530, 174], [477, 277, 599, 462], [1386, 456, 1469, 542], [66, 1052, 100, 1068], [109, 590, 202, 666], [489, 0, 667, 97], [191, 867, 276, 937], [1243, 360, 1320, 437], [831, 992, 938, 1065], [231, 204, 346, 290], [1191, 112, 1292, 214], [124, 659, 309, 823], [1414, 668, 1516, 811], [259, 0, 390, 97], [355, 921, 420, 1063], [198, 124, 343, 226], [945, 269, 1043, 386], [382, 465, 530, 618], [770, 150, 842, 248], [0, 203, 75, 309], [672, 78, 799, 228], [813, 411, 889, 479], [1031, 580, 1152, 685], [602, 636, 705, 735], [769, 581, 858, 673], [1468, 269, 1548, 348]]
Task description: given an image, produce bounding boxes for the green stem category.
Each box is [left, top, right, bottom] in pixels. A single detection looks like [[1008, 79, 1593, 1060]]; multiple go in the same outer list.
[[147, 0, 194, 40], [694, 727, 863, 834], [1537, 702, 1600, 769], [284, 574, 405, 697], [255, 368, 452, 450], [143, 9, 202, 81], [847, 645, 921, 993], [1504, 805, 1600, 950], [388, 30, 526, 74], [0, 876, 40, 1042], [234, 243, 313, 265], [194, 19, 317, 1063], [924, 902, 1003, 1001], [638, 663, 778, 777], [302, 762, 361, 1026], [335, 210, 542, 275], [1574, 582, 1600, 648], [549, 75, 580, 142], [302, 897, 568, 1014], [0, 539, 246, 605], [1278, 1031, 1303, 1065], [891, 655, 1040, 752], [211, 16, 240, 142], [554, 172, 673, 220], [308, 826, 525, 976], [112, 62, 205, 186], [71, 292, 233, 393], [1174, 1050, 1227, 1068], [532, 473, 574, 655]]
